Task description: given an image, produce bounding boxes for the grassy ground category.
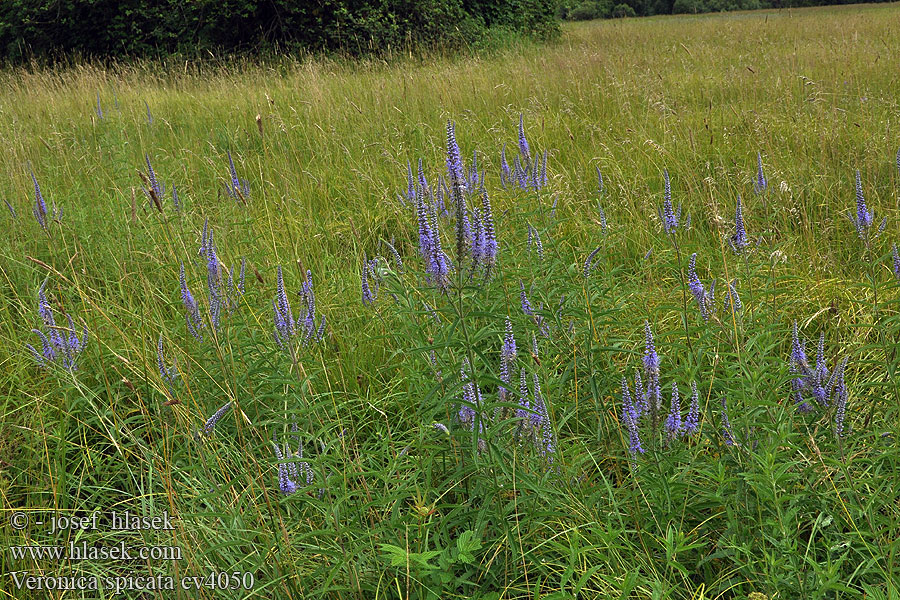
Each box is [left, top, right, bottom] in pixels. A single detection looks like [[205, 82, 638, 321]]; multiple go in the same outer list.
[[2, 3, 900, 598]]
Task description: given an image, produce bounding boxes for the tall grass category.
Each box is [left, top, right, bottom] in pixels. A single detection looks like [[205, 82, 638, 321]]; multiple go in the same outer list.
[[2, 4, 900, 598]]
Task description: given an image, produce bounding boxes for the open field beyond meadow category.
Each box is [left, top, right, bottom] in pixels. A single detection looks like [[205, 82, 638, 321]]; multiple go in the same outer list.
[[2, 3, 900, 598]]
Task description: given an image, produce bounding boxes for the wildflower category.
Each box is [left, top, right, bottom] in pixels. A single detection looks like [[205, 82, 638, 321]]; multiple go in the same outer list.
[[633, 369, 646, 420], [205, 230, 222, 331], [660, 169, 678, 233], [361, 255, 376, 307], [596, 166, 604, 197], [500, 144, 510, 187], [531, 373, 546, 433], [224, 151, 250, 201], [527, 224, 544, 261], [31, 172, 48, 231], [427, 203, 451, 290], [850, 170, 874, 238], [666, 381, 682, 438], [416, 193, 433, 260], [518, 114, 531, 166], [433, 423, 449, 435], [720, 396, 736, 446], [729, 195, 748, 252], [273, 266, 296, 351], [810, 332, 830, 407], [271, 432, 312, 495], [145, 100, 153, 125], [499, 317, 516, 401], [4, 199, 15, 218], [25, 281, 89, 371], [621, 378, 644, 455], [520, 281, 534, 316], [584, 246, 602, 278], [480, 189, 498, 271], [405, 160, 415, 203], [458, 360, 481, 431], [202, 401, 232, 436], [180, 262, 204, 341], [722, 280, 742, 314], [754, 152, 767, 194], [892, 243, 900, 280], [144, 155, 165, 210], [643, 321, 661, 416], [446, 120, 465, 196], [172, 185, 181, 212], [687, 253, 713, 321], [157, 335, 179, 396], [417, 158, 430, 199], [684, 381, 700, 435], [516, 367, 531, 429], [298, 270, 317, 343], [469, 204, 483, 269]]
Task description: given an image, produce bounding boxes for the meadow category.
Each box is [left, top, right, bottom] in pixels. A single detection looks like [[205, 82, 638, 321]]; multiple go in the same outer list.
[[2, 3, 900, 598]]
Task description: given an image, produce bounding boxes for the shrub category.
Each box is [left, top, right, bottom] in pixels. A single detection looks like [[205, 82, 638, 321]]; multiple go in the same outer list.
[[612, 3, 638, 17]]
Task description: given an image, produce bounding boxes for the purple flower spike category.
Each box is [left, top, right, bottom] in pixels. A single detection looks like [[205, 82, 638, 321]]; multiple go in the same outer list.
[[225, 151, 250, 201], [157, 335, 179, 396], [446, 120, 465, 194], [31, 172, 49, 232], [729, 195, 748, 252], [518, 114, 531, 166], [851, 170, 873, 238], [684, 381, 700, 436], [661, 169, 678, 233], [516, 367, 531, 427], [206, 230, 222, 331], [180, 262, 204, 342], [202, 401, 232, 436], [500, 144, 511, 188], [530, 373, 545, 432], [481, 189, 498, 271], [361, 255, 376, 307], [621, 377, 644, 455], [583, 246, 602, 279], [687, 253, 712, 321], [499, 317, 516, 401], [666, 381, 682, 438], [643, 321, 661, 413], [273, 266, 296, 350], [754, 152, 767, 194], [520, 281, 534, 316], [27, 281, 88, 371], [723, 280, 742, 313], [720, 396, 736, 446]]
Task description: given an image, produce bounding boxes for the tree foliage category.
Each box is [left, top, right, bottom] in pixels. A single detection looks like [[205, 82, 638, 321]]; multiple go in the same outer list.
[[0, 0, 558, 62]]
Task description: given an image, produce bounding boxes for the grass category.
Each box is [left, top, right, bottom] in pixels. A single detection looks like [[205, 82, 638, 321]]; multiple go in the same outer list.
[[2, 3, 900, 598]]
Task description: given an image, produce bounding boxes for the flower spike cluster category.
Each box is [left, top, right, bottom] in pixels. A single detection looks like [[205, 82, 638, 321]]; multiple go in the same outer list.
[[501, 115, 548, 191], [687, 253, 716, 321], [26, 280, 89, 371], [619, 323, 702, 456], [272, 430, 314, 496], [788, 323, 848, 427]]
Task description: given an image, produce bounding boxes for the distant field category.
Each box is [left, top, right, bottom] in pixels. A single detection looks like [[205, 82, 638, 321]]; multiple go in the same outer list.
[[2, 4, 900, 598]]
